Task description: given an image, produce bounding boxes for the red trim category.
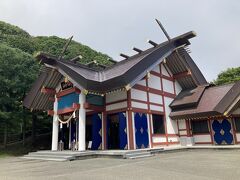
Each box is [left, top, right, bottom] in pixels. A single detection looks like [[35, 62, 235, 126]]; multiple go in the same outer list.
[[105, 99, 127, 106], [102, 95, 107, 150], [41, 87, 56, 95], [127, 90, 134, 150], [160, 65, 168, 145], [131, 99, 163, 107], [150, 110, 165, 115], [150, 71, 174, 81], [152, 141, 180, 146], [106, 108, 128, 114], [231, 118, 237, 144], [57, 103, 80, 115], [57, 107, 76, 115], [173, 70, 191, 79], [162, 63, 172, 77], [72, 103, 80, 109], [84, 102, 104, 112], [192, 133, 210, 136], [146, 77, 153, 148], [48, 110, 54, 116], [131, 108, 149, 114], [185, 120, 191, 137], [56, 87, 81, 98], [195, 142, 212, 145], [49, 97, 55, 102], [208, 119, 214, 144], [132, 85, 176, 99], [152, 134, 179, 137]]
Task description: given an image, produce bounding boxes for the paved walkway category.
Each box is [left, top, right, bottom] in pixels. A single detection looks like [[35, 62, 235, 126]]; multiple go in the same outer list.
[[0, 149, 240, 180]]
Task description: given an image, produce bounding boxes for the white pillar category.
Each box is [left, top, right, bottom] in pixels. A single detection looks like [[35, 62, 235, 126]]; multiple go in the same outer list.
[[51, 96, 59, 151], [78, 93, 86, 151]]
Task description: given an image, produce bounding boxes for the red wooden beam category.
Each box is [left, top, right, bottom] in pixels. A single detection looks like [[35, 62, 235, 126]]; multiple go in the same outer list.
[[173, 70, 191, 79], [47, 110, 54, 116], [49, 97, 55, 102], [41, 87, 56, 95], [84, 102, 104, 112], [56, 87, 81, 98]]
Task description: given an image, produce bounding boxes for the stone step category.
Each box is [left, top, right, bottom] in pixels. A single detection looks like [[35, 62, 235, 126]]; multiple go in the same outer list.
[[127, 154, 154, 159], [124, 151, 153, 159], [22, 156, 68, 162]]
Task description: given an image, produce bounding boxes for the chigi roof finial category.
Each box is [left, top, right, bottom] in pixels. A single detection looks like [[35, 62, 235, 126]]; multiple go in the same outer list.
[[155, 19, 171, 42]]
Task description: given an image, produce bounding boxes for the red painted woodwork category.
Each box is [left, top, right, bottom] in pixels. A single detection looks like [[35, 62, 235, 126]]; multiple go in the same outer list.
[[56, 87, 81, 98], [41, 87, 56, 95], [173, 70, 191, 79]]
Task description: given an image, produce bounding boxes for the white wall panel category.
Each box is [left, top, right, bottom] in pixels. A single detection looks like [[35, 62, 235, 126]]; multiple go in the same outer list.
[[161, 63, 172, 77], [162, 79, 174, 94], [178, 120, 186, 129], [149, 93, 162, 104], [175, 81, 182, 95], [106, 91, 127, 103], [148, 75, 161, 90], [152, 65, 160, 73], [236, 133, 240, 142], [136, 79, 146, 86], [150, 104, 164, 112], [193, 135, 211, 143], [131, 101, 148, 109], [106, 101, 127, 111], [153, 136, 167, 143], [131, 88, 147, 101], [164, 97, 178, 134], [179, 131, 187, 136], [168, 137, 179, 142]]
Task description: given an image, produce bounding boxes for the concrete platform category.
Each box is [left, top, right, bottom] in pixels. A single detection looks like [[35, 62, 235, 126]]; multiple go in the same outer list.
[[22, 145, 240, 161]]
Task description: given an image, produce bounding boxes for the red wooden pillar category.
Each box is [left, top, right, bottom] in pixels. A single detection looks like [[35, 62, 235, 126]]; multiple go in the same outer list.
[[127, 90, 134, 150]]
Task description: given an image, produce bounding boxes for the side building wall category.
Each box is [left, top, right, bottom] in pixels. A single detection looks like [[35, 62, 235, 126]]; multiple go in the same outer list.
[[129, 62, 181, 148]]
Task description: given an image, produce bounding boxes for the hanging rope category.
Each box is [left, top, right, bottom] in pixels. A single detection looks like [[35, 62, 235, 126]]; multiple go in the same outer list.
[[57, 110, 76, 124]]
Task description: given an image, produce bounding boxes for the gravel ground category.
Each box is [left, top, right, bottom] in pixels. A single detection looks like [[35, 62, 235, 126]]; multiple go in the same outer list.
[[0, 149, 240, 180]]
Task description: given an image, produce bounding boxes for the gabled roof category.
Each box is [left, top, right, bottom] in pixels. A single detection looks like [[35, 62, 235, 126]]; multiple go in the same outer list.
[[169, 81, 240, 120], [24, 31, 207, 110]]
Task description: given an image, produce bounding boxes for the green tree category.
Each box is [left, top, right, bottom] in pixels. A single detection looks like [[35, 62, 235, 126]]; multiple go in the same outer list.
[[0, 20, 113, 150], [214, 67, 240, 85]]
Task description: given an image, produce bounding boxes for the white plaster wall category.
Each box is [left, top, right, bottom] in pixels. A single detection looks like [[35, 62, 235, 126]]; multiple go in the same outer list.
[[175, 81, 182, 95], [131, 101, 148, 109], [131, 88, 147, 101], [162, 79, 174, 94], [164, 97, 178, 134], [148, 75, 161, 90], [161, 63, 172, 77], [106, 91, 127, 103], [150, 104, 164, 112], [149, 93, 162, 104], [136, 79, 146, 86], [106, 101, 127, 111], [178, 120, 186, 129], [168, 137, 179, 142], [236, 133, 240, 142], [179, 131, 187, 136], [193, 135, 211, 143], [153, 136, 166, 143], [152, 65, 160, 73]]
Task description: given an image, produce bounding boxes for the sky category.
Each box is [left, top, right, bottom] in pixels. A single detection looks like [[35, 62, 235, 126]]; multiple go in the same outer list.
[[0, 0, 240, 82]]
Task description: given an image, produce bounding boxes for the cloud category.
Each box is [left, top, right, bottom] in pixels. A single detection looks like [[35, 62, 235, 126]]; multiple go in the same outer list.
[[0, 0, 239, 81]]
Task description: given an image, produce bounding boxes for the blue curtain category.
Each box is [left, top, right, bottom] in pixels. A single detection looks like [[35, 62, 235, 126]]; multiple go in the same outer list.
[[91, 114, 102, 150], [119, 112, 128, 150], [134, 113, 149, 149], [212, 119, 233, 145]]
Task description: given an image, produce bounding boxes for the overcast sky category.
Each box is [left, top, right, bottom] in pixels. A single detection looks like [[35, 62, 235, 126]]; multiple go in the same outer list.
[[0, 0, 240, 81]]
